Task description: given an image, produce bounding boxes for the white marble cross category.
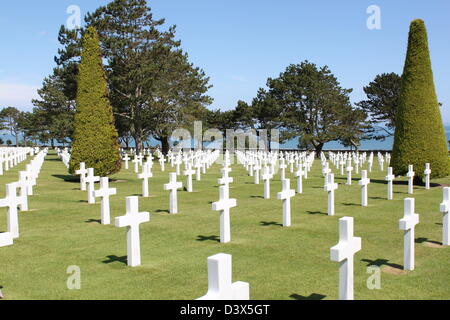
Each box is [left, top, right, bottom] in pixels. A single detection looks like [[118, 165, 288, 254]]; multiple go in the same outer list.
[[164, 173, 183, 214], [159, 156, 166, 172], [385, 167, 395, 200], [93, 177, 117, 225], [212, 185, 237, 243], [424, 163, 431, 190], [17, 171, 29, 212], [115, 196, 150, 267], [407, 165, 415, 195], [262, 166, 272, 199], [184, 164, 195, 193], [75, 162, 87, 191], [294, 165, 304, 194], [132, 156, 140, 173], [218, 167, 233, 188], [279, 160, 287, 181], [254, 163, 261, 185], [324, 173, 338, 216], [330, 217, 362, 300], [0, 183, 23, 239], [277, 179, 295, 227], [138, 163, 153, 197], [85, 168, 100, 204], [25, 164, 35, 196], [197, 253, 250, 300], [195, 160, 202, 181], [399, 198, 419, 271], [340, 160, 345, 175], [346, 161, 353, 185], [439, 187, 450, 246], [123, 154, 130, 170], [358, 170, 370, 207], [379, 156, 385, 171]]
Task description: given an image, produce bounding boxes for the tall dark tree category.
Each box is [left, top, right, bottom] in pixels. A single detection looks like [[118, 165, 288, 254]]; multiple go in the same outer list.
[[261, 61, 364, 154], [32, 74, 76, 146], [251, 89, 284, 150], [84, 0, 211, 154], [391, 19, 449, 181], [69, 27, 121, 176], [356, 72, 401, 139], [0, 107, 22, 147]]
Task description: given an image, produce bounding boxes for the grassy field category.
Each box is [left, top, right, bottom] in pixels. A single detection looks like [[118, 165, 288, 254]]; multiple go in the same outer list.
[[0, 151, 449, 300]]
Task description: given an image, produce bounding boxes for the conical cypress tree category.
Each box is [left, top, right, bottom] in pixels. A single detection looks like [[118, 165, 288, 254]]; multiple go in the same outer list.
[[391, 19, 449, 182], [69, 26, 121, 176]]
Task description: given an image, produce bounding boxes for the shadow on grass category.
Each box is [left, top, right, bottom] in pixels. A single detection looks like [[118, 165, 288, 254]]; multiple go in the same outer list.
[[306, 211, 327, 215], [85, 219, 101, 224], [52, 174, 79, 183], [368, 179, 440, 188], [260, 221, 283, 227], [361, 258, 403, 270], [436, 223, 443, 226], [370, 197, 385, 200], [155, 209, 170, 214], [103, 255, 127, 265], [415, 237, 442, 245], [196, 235, 220, 243], [342, 203, 359, 207], [290, 293, 326, 300], [251, 195, 264, 199]]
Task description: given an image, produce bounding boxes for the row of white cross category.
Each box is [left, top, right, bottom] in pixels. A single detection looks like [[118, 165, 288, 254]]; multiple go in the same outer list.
[[0, 148, 48, 247], [0, 147, 37, 176], [72, 150, 222, 267], [68, 149, 448, 300], [230, 150, 448, 300]]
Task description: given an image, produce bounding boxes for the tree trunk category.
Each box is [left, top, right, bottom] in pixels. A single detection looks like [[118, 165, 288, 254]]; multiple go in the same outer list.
[[134, 135, 144, 155], [161, 136, 170, 155], [314, 143, 324, 156]]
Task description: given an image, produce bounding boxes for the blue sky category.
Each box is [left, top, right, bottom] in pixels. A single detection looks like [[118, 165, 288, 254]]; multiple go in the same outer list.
[[1, 0, 450, 123]]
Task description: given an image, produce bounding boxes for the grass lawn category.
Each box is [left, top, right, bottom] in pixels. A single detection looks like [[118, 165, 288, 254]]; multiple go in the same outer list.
[[0, 151, 449, 300]]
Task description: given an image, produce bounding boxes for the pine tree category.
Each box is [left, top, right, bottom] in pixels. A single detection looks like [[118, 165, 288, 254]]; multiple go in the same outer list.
[[69, 26, 121, 176], [391, 19, 449, 182]]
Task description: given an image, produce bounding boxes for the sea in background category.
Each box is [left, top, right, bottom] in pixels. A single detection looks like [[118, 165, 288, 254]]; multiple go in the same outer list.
[[2, 125, 450, 151]]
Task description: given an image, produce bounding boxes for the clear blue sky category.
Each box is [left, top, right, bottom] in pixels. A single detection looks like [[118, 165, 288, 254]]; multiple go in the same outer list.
[[1, 0, 449, 123]]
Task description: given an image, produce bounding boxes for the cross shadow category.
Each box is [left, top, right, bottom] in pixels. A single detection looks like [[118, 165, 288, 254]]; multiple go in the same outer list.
[[251, 195, 264, 199], [415, 237, 442, 245], [260, 221, 283, 227], [85, 219, 101, 224], [102, 255, 128, 265], [196, 235, 220, 243], [155, 209, 170, 214], [370, 179, 408, 186], [342, 203, 359, 206], [370, 197, 385, 200], [306, 210, 327, 215], [361, 258, 403, 270], [290, 293, 326, 300], [52, 174, 79, 183]]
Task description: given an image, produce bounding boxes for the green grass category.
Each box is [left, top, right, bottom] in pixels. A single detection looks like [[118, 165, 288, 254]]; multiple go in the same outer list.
[[0, 151, 449, 300]]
